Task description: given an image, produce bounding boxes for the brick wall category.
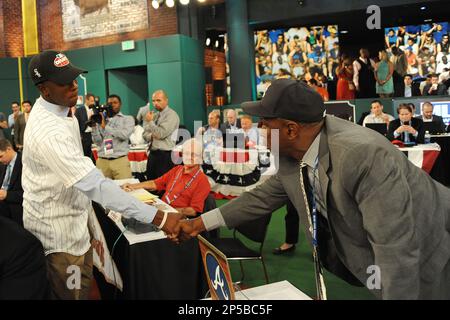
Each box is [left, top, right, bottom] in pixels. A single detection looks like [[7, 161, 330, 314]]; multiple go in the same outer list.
[[2, 0, 24, 57], [0, 1, 4, 57], [1, 0, 178, 57], [38, 0, 178, 52]]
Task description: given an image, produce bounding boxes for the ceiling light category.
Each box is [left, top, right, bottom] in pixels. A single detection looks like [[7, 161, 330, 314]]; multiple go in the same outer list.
[[206, 38, 211, 46], [180, 0, 190, 5], [152, 0, 160, 9], [166, 0, 175, 8]]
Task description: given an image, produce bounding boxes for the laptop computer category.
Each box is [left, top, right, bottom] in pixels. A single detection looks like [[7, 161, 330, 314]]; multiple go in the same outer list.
[[198, 235, 236, 300], [365, 123, 388, 136], [422, 121, 443, 135], [223, 132, 246, 149]]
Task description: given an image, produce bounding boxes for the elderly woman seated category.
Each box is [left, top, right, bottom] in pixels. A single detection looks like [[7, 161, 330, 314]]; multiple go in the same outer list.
[[121, 138, 210, 217]]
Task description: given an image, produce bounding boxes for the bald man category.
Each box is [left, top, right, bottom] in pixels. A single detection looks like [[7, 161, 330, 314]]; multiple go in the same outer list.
[[143, 90, 180, 180]]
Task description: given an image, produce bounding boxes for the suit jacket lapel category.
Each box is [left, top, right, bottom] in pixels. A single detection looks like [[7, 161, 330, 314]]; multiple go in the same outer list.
[[318, 126, 330, 212], [7, 153, 21, 188]]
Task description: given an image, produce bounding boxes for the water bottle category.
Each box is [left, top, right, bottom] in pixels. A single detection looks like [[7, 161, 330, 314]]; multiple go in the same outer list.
[[424, 131, 431, 144]]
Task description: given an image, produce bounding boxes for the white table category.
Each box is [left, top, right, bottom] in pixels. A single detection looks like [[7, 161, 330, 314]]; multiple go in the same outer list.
[[205, 280, 311, 300]]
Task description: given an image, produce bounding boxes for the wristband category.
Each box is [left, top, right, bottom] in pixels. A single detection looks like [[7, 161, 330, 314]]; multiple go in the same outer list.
[[157, 211, 168, 229]]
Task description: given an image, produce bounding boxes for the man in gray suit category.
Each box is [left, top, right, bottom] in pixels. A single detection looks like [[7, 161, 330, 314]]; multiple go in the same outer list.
[[175, 79, 450, 300]]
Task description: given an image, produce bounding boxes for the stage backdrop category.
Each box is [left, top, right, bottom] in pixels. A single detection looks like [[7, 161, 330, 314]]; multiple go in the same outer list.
[[61, 0, 149, 41]]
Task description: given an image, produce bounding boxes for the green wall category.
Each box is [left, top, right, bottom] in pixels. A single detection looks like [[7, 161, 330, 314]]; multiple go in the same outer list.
[[0, 58, 21, 118], [146, 35, 205, 133], [1, 34, 206, 134], [108, 67, 148, 116]]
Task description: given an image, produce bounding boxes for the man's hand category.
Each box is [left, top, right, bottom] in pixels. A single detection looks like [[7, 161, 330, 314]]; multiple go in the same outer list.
[[0, 189, 7, 201], [145, 111, 154, 122], [152, 211, 185, 241], [91, 239, 105, 266], [100, 113, 106, 129], [176, 217, 207, 243], [121, 183, 134, 192]]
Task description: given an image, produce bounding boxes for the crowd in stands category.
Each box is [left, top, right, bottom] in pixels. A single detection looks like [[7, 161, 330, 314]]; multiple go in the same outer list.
[[254, 23, 450, 101]]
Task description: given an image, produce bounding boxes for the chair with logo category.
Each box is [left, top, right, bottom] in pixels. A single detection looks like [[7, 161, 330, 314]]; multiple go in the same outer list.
[[208, 214, 271, 284]]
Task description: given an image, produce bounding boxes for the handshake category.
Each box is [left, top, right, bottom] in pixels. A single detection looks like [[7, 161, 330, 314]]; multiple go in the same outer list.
[[156, 211, 206, 244]]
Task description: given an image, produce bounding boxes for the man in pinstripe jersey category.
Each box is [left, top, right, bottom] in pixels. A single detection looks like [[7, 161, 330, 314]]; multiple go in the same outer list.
[[24, 51, 183, 300]]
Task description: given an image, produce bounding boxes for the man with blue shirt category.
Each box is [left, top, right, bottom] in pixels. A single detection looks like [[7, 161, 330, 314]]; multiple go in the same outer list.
[[92, 94, 134, 180], [24, 50, 182, 300]]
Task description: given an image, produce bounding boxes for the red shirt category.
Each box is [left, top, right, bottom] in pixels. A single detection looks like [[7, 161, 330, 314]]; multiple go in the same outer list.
[[154, 165, 211, 213]]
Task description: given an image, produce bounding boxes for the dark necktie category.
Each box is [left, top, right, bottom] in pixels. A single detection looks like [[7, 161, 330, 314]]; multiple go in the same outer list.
[[299, 161, 327, 300]]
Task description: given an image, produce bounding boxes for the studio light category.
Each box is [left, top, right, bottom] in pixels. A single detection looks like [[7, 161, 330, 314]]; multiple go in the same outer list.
[[151, 0, 160, 9]]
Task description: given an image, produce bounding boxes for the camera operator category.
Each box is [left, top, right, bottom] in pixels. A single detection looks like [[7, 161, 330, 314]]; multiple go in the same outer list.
[[91, 94, 134, 180]]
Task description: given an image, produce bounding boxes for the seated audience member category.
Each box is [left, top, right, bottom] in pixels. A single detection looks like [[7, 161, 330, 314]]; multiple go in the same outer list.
[[91, 94, 135, 180], [197, 111, 224, 164], [387, 103, 425, 144], [0, 139, 23, 226], [0, 216, 49, 299], [121, 139, 210, 218], [419, 74, 432, 95], [240, 115, 259, 148], [224, 109, 241, 132], [416, 101, 447, 133], [394, 74, 421, 97], [129, 116, 146, 145], [423, 74, 447, 96], [362, 100, 394, 127], [308, 78, 329, 101]]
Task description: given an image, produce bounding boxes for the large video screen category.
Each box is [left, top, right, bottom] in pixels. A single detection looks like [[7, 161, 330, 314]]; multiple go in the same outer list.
[[384, 22, 449, 78], [254, 25, 339, 99]]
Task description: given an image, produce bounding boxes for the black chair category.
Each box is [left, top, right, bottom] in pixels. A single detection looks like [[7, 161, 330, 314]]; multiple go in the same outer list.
[[208, 214, 271, 284], [201, 193, 220, 239]]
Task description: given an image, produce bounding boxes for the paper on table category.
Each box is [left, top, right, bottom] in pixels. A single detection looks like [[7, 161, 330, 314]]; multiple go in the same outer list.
[[128, 188, 158, 203]]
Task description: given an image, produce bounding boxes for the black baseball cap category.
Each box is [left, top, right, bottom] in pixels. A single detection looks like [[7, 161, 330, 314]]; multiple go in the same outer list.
[[28, 50, 87, 86], [242, 79, 326, 123]]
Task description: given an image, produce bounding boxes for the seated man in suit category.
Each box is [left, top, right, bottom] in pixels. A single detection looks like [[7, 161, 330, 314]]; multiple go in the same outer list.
[[224, 109, 241, 132], [387, 104, 425, 144], [0, 139, 23, 226], [416, 101, 447, 133], [423, 74, 448, 96], [0, 215, 49, 299], [394, 74, 421, 97], [121, 138, 211, 218]]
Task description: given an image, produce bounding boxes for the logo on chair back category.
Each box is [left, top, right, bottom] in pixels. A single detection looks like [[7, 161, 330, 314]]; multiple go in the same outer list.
[[206, 253, 231, 300]]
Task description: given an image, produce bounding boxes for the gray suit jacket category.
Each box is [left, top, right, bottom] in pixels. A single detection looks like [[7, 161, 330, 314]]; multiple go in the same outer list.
[[217, 116, 450, 299]]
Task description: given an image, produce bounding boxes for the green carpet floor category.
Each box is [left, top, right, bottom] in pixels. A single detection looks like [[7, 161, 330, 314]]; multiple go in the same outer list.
[[215, 200, 375, 300]]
